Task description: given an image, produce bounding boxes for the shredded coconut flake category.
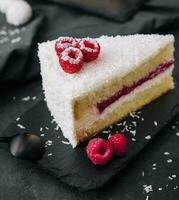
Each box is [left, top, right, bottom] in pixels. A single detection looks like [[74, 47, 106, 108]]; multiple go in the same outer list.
[[173, 186, 178, 190], [11, 37, 21, 44], [154, 121, 158, 126], [130, 130, 136, 136], [16, 117, 20, 121], [164, 152, 170, 155], [54, 125, 59, 131], [142, 171, 145, 177], [172, 174, 176, 178], [143, 185, 153, 194], [21, 96, 30, 101], [17, 124, 26, 129], [61, 140, 70, 145], [46, 140, 53, 146], [102, 130, 110, 134], [32, 96, 37, 100], [145, 135, 151, 140], [167, 159, 173, 163]]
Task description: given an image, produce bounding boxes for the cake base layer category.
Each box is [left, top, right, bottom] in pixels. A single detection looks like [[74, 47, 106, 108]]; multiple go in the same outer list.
[[75, 74, 174, 144]]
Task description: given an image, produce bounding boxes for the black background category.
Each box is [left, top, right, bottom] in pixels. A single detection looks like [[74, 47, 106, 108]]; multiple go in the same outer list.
[[1, 0, 179, 199]]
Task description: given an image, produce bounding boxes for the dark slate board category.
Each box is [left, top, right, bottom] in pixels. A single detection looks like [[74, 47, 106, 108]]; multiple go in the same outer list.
[[2, 74, 179, 190]]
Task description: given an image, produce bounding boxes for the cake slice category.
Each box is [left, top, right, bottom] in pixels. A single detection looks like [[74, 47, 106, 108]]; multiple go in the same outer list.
[[38, 34, 175, 148]]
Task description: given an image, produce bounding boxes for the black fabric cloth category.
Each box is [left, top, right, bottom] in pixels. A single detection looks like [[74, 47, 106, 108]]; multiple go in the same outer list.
[[1, 0, 179, 199], [45, 0, 145, 21]]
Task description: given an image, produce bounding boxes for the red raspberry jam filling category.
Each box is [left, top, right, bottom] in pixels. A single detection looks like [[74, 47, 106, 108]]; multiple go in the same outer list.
[[97, 60, 174, 113]]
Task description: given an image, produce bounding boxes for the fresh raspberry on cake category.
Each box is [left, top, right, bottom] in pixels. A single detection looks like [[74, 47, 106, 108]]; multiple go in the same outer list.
[[59, 47, 84, 74], [78, 38, 100, 62], [86, 138, 113, 165], [108, 133, 128, 156], [55, 37, 78, 56]]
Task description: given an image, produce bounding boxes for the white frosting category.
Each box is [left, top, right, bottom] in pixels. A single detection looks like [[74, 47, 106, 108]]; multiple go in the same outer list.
[[38, 34, 174, 147], [39, 34, 174, 99], [1, 0, 32, 26]]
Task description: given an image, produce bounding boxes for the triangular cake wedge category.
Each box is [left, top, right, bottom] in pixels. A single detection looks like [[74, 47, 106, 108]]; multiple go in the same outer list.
[[38, 34, 175, 148]]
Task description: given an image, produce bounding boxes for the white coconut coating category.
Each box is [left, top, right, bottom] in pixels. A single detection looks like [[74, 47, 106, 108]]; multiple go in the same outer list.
[[6, 0, 32, 26], [38, 34, 175, 147]]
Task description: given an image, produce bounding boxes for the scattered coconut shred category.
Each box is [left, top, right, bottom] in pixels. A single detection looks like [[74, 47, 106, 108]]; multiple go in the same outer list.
[[0, 0, 32, 26]]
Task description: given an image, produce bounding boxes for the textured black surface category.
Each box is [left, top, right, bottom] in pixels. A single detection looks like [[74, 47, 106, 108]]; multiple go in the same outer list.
[[3, 74, 179, 190]]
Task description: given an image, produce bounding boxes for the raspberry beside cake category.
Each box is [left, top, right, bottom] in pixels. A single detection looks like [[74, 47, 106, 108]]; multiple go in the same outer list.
[[38, 34, 175, 148]]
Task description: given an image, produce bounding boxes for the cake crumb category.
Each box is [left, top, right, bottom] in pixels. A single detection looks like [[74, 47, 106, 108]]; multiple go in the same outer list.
[[40, 134, 45, 137], [158, 188, 162, 191], [40, 127, 43, 132], [176, 132, 179, 136], [47, 153, 53, 157], [132, 138, 136, 141]]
